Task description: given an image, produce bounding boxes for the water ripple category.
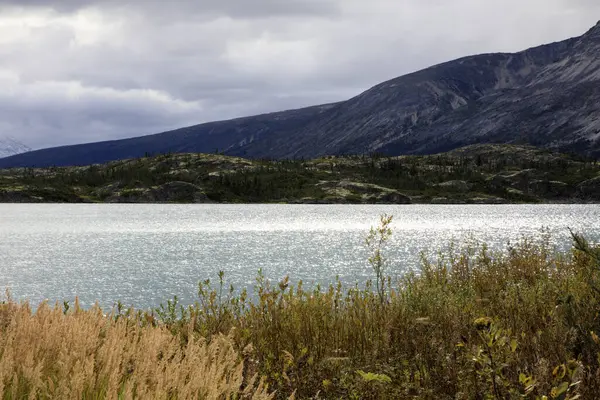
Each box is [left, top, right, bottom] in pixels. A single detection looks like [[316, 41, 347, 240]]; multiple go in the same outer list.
[[0, 204, 598, 309]]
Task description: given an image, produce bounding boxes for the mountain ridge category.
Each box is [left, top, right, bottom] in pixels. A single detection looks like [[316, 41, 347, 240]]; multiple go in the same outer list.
[[1, 22, 599, 168]]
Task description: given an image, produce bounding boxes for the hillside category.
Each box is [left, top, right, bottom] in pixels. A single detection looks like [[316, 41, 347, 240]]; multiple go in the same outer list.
[[1, 22, 600, 168], [1, 145, 599, 204]]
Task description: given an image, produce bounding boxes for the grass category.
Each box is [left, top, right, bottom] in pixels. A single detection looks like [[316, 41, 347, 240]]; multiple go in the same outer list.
[[2, 218, 600, 398], [0, 298, 273, 399]]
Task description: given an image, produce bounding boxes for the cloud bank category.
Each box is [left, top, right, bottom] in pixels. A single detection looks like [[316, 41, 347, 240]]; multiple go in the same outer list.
[[0, 0, 598, 149]]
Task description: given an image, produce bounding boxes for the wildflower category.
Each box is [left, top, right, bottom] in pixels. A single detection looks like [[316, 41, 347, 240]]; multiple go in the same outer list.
[[473, 317, 493, 331]]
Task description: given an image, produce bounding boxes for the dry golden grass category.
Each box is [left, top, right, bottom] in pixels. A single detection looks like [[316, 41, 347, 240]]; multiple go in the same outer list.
[[0, 298, 274, 400]]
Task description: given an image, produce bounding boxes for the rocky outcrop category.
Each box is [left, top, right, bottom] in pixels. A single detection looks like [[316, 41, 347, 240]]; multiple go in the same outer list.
[[317, 181, 411, 204], [494, 170, 538, 191], [469, 197, 506, 205], [528, 180, 570, 198], [0, 186, 83, 203], [375, 191, 411, 204], [435, 180, 472, 193], [106, 182, 210, 203], [577, 176, 600, 200], [151, 182, 209, 203]]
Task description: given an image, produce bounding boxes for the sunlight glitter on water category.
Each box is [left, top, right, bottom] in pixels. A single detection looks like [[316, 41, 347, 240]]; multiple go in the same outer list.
[[1, 204, 598, 309]]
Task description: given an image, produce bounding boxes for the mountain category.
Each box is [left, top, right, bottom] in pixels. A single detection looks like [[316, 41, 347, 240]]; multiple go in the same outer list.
[[0, 104, 338, 168], [1, 22, 600, 168], [0, 137, 32, 159]]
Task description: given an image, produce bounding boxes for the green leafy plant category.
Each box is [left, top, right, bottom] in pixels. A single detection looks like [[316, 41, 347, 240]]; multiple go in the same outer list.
[[366, 213, 393, 303]]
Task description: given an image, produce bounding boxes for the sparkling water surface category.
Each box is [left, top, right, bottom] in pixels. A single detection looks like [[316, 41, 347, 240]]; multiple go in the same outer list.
[[1, 204, 598, 310]]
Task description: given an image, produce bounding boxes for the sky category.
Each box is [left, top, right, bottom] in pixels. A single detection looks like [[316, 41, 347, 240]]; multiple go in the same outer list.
[[1, 1, 599, 150]]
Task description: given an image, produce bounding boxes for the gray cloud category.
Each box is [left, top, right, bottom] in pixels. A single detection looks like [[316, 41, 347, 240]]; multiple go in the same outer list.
[[0, 0, 342, 20], [0, 0, 598, 149]]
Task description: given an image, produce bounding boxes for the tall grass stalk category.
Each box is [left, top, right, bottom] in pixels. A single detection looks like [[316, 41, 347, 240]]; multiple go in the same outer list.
[[366, 214, 393, 303]]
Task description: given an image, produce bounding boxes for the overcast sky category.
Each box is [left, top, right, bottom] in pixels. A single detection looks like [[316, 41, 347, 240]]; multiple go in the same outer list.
[[1, 1, 599, 149]]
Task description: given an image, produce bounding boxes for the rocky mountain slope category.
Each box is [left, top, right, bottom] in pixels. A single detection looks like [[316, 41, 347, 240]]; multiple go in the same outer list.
[[0, 137, 31, 159], [1, 145, 598, 204], [1, 22, 599, 168]]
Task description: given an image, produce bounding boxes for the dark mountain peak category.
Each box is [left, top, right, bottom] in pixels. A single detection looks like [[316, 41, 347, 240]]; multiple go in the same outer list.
[[583, 20, 600, 39]]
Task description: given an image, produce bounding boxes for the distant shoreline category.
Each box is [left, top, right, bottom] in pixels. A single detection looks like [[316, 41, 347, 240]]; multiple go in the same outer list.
[[1, 144, 599, 204]]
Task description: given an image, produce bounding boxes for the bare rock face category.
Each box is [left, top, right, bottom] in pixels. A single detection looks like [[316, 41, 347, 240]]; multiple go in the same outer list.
[[2, 22, 600, 168]]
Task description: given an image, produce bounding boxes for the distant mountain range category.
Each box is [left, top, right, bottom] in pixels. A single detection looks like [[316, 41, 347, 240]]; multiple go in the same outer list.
[[0, 137, 31, 159], [1, 21, 600, 168]]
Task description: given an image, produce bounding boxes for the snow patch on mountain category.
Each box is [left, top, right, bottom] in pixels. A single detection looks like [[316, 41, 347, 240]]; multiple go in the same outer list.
[[0, 137, 32, 159]]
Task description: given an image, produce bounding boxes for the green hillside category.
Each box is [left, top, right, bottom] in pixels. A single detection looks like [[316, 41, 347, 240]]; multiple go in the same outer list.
[[1, 144, 599, 204]]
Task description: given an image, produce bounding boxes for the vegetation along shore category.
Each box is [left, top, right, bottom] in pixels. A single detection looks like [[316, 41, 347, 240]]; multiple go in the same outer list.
[[1, 144, 599, 204], [2, 216, 600, 398]]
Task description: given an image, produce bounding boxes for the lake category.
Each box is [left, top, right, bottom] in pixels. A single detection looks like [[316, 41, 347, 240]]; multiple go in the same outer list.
[[1, 204, 599, 310]]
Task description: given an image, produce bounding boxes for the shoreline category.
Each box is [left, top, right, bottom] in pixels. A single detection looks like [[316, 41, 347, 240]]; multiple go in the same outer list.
[[0, 199, 599, 204]]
